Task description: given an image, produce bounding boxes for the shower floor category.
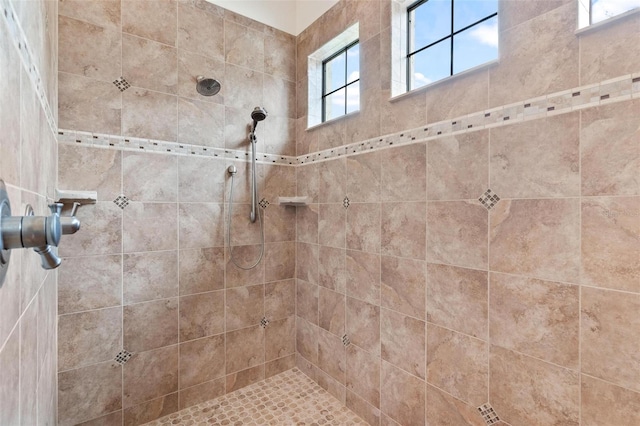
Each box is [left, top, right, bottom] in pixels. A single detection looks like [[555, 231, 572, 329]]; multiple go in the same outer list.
[[144, 368, 368, 425]]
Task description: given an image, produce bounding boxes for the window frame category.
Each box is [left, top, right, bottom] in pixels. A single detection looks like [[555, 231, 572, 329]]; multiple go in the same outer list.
[[321, 40, 360, 123], [406, 0, 498, 91], [579, 0, 640, 28]]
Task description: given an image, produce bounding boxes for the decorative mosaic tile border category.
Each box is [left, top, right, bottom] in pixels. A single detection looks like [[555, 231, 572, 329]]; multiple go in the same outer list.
[[0, 0, 57, 134], [57, 72, 638, 167]]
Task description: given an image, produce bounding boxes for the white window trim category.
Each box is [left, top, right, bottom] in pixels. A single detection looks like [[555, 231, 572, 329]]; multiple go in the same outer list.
[[307, 23, 360, 128]]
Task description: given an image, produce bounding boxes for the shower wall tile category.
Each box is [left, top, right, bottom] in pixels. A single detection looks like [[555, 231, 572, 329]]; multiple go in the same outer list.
[[123, 202, 177, 253], [225, 325, 265, 373], [490, 199, 580, 283], [490, 346, 579, 426], [59, 202, 122, 257], [264, 33, 296, 82], [178, 247, 225, 295], [380, 143, 426, 202], [425, 384, 486, 426], [346, 297, 380, 356], [296, 163, 319, 202], [0, 21, 21, 187], [346, 203, 380, 253], [177, 49, 225, 104], [319, 157, 347, 203], [426, 324, 488, 406], [380, 308, 426, 379], [78, 411, 123, 426], [347, 391, 381, 426], [123, 345, 179, 408], [499, 0, 570, 31], [122, 34, 178, 94], [179, 334, 225, 389], [58, 144, 122, 202], [178, 156, 225, 203], [319, 246, 346, 294], [380, 256, 425, 320], [19, 298, 38, 425], [58, 308, 122, 371], [124, 151, 177, 201], [58, 0, 121, 30], [425, 69, 489, 124], [177, 98, 225, 147], [296, 317, 319, 364], [296, 242, 319, 284], [224, 21, 264, 72], [427, 201, 488, 270], [265, 354, 296, 378], [318, 204, 346, 248], [225, 284, 264, 331], [580, 375, 640, 426], [0, 328, 19, 426], [265, 316, 295, 361], [225, 245, 265, 287], [317, 368, 346, 403], [123, 392, 178, 426], [178, 203, 224, 249], [490, 273, 579, 369], [224, 64, 264, 111], [122, 0, 177, 47], [346, 250, 380, 305], [297, 279, 319, 325], [122, 88, 178, 141], [58, 361, 122, 426], [262, 164, 296, 202], [296, 203, 319, 244], [58, 255, 122, 314], [123, 298, 179, 353], [178, 378, 225, 410], [380, 361, 425, 426], [490, 113, 580, 198], [225, 365, 265, 393], [58, 15, 121, 83], [58, 72, 122, 135], [580, 99, 639, 196], [318, 287, 346, 336], [427, 131, 489, 200], [346, 344, 380, 408], [581, 287, 640, 392], [179, 291, 224, 341], [427, 263, 488, 339], [264, 241, 295, 282], [317, 328, 346, 384], [381, 202, 426, 260], [265, 280, 295, 320], [581, 197, 640, 293], [347, 151, 381, 203]]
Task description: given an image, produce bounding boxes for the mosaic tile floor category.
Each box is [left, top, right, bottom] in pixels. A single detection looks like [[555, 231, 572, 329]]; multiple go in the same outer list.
[[145, 368, 368, 425]]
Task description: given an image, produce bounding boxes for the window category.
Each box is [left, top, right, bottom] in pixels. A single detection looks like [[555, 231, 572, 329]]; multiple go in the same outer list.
[[406, 0, 498, 91], [322, 41, 360, 122], [307, 23, 359, 128], [579, 0, 640, 28]]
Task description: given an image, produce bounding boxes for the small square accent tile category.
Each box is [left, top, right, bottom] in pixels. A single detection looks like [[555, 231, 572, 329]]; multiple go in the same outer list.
[[259, 198, 269, 209], [477, 403, 500, 425], [478, 189, 500, 210], [113, 77, 131, 92], [113, 195, 130, 209], [343, 196, 350, 209], [260, 317, 270, 328], [115, 350, 132, 365], [342, 334, 351, 347]]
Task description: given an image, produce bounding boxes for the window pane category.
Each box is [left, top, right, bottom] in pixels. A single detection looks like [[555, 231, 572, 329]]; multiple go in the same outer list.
[[453, 15, 498, 74], [410, 39, 451, 89], [591, 0, 640, 24], [324, 52, 346, 94], [453, 0, 498, 31], [346, 81, 360, 114], [346, 44, 360, 84], [410, 0, 451, 51], [325, 87, 346, 120]]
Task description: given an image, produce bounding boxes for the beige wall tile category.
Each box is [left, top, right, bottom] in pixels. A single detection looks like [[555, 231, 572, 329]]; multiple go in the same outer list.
[[178, 378, 225, 410], [581, 99, 639, 196], [425, 384, 486, 426], [297, 279, 319, 325], [58, 145, 121, 202], [296, 317, 319, 363], [316, 368, 346, 404], [0, 21, 21, 187], [490, 272, 579, 369], [1, 329, 18, 425], [427, 201, 487, 269], [265, 316, 295, 361], [122, 0, 177, 46], [177, 49, 225, 103], [381, 308, 425, 379], [122, 88, 177, 140], [346, 203, 380, 253], [122, 33, 177, 96], [346, 249, 380, 305], [179, 291, 224, 341], [123, 298, 179, 352], [319, 287, 346, 336], [499, 0, 571, 31], [427, 130, 489, 201], [381, 202, 427, 260], [381, 143, 426, 202], [346, 296, 380, 356], [177, 98, 225, 147], [226, 284, 264, 331], [319, 246, 346, 294], [59, 202, 122, 257], [58, 307, 122, 371], [425, 69, 489, 124], [296, 202, 319, 244], [178, 157, 225, 203], [224, 21, 264, 72], [490, 113, 580, 198], [265, 279, 295, 320], [581, 374, 640, 426], [346, 344, 380, 408], [179, 334, 225, 389], [265, 354, 296, 378], [77, 411, 123, 426], [264, 241, 295, 282], [179, 247, 225, 295], [427, 324, 488, 406], [225, 325, 264, 373], [59, 15, 121, 82], [225, 364, 265, 393], [319, 158, 347, 203], [19, 298, 38, 424], [380, 361, 425, 426], [297, 163, 319, 202], [224, 64, 263, 111], [347, 390, 381, 426], [427, 263, 488, 339], [296, 242, 319, 284], [123, 152, 177, 202], [123, 393, 178, 426], [178, 203, 224, 249], [59, 255, 122, 314], [317, 328, 346, 384], [225, 244, 265, 287], [490, 199, 580, 283], [123, 346, 179, 408], [58, 0, 121, 29], [58, 361, 122, 425], [347, 151, 381, 203], [381, 256, 425, 320], [123, 251, 178, 304], [319, 204, 346, 248], [490, 346, 579, 426], [264, 34, 295, 82], [380, 89, 427, 136], [581, 287, 640, 392], [123, 202, 177, 253]]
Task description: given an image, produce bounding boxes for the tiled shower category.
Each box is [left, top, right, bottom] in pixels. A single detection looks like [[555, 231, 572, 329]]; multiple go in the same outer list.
[[0, 0, 638, 425]]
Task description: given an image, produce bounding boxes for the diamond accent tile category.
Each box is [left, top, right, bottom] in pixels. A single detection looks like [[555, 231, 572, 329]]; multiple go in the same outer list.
[[115, 350, 132, 365], [113, 195, 130, 209], [113, 77, 131, 92], [342, 334, 351, 347], [260, 317, 270, 328], [478, 189, 500, 210], [478, 403, 500, 425], [259, 198, 269, 209], [343, 196, 350, 209]]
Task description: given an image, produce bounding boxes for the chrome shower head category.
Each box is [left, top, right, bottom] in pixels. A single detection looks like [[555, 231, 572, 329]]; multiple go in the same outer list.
[[251, 106, 268, 131], [196, 76, 221, 96]]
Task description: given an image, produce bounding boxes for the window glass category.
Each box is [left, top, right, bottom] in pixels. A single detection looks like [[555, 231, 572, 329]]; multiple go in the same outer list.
[[346, 44, 360, 84], [453, 15, 498, 74], [324, 52, 346, 94], [346, 81, 360, 114], [322, 41, 360, 122], [410, 0, 451, 48], [326, 88, 346, 121], [591, 0, 640, 24], [411, 41, 450, 89], [453, 0, 498, 31]]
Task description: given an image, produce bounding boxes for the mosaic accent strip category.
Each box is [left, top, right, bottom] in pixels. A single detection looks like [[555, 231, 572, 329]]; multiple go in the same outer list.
[[113, 195, 130, 209], [112, 77, 131, 92], [115, 350, 132, 365], [479, 189, 500, 210], [478, 403, 500, 425], [259, 198, 269, 209], [57, 129, 298, 166], [0, 0, 57, 134]]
